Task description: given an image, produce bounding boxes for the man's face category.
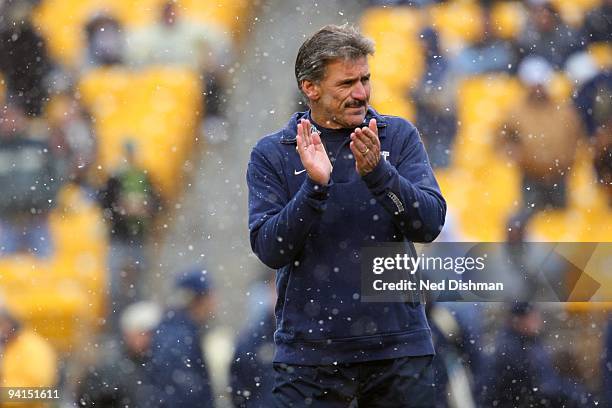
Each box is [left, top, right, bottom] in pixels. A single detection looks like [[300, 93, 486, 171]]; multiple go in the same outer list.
[[307, 57, 371, 129]]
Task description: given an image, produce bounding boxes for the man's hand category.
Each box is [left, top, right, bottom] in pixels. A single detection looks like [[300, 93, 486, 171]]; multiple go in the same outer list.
[[350, 118, 380, 176], [296, 119, 332, 185]]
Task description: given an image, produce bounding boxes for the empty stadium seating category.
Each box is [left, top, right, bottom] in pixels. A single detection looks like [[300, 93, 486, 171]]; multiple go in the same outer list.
[[78, 66, 201, 198]]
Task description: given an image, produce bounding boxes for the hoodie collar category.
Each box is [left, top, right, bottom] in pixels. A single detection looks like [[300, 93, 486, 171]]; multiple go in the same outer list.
[[280, 107, 387, 144]]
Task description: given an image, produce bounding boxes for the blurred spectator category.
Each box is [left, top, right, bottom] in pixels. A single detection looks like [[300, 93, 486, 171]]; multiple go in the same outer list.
[[518, 2, 583, 69], [83, 13, 125, 71], [603, 315, 612, 407], [0, 2, 53, 116], [150, 267, 216, 407], [582, 0, 612, 44], [126, 0, 232, 143], [427, 303, 477, 408], [452, 7, 517, 76], [500, 57, 585, 239], [412, 27, 457, 168], [46, 91, 97, 187], [77, 301, 162, 407], [230, 275, 275, 408], [98, 141, 161, 315], [593, 107, 612, 206], [0, 104, 63, 258], [480, 303, 591, 407], [573, 69, 612, 137], [0, 298, 57, 402]]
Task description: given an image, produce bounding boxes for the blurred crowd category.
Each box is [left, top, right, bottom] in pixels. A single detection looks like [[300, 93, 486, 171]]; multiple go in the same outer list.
[[0, 0, 611, 407], [0, 0, 241, 406], [366, 0, 612, 407]]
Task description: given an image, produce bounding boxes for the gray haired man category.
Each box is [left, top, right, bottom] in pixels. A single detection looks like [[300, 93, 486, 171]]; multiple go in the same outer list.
[[247, 24, 446, 407]]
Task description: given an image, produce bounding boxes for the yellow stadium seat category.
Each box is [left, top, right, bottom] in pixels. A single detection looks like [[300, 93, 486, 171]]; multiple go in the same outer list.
[[361, 7, 425, 91], [0, 256, 53, 290], [78, 66, 201, 198], [589, 42, 612, 70], [490, 1, 526, 40], [49, 183, 108, 319], [428, 0, 484, 48], [4, 286, 95, 353], [453, 75, 524, 169]]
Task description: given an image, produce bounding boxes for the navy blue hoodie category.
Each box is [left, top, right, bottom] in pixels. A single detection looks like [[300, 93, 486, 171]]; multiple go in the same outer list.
[[247, 108, 446, 365]]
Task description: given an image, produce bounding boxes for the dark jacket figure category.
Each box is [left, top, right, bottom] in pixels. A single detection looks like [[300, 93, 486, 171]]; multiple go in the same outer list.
[[230, 310, 275, 408], [413, 28, 456, 168], [573, 71, 612, 138], [98, 143, 160, 244], [150, 269, 216, 407], [0, 8, 52, 116], [583, 0, 612, 44], [77, 301, 161, 407], [481, 303, 591, 407], [77, 344, 156, 407], [603, 316, 612, 407], [518, 3, 583, 69]]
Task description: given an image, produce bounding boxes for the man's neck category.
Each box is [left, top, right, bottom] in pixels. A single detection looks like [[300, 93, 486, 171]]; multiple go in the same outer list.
[[310, 109, 342, 130]]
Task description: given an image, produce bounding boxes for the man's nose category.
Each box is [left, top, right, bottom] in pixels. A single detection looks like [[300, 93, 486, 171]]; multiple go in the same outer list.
[[351, 82, 367, 101]]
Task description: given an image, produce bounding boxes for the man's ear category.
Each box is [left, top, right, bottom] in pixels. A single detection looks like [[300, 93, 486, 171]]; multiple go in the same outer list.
[[301, 80, 320, 102]]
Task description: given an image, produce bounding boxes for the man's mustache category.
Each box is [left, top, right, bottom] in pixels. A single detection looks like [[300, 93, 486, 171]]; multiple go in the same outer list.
[[345, 100, 366, 108]]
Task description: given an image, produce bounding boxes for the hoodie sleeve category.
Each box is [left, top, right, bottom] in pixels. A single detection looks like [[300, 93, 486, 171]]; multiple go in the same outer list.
[[362, 121, 446, 242], [247, 144, 331, 269]]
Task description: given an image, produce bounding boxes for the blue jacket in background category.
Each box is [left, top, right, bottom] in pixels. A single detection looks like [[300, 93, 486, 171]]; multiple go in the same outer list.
[[481, 327, 591, 407], [604, 316, 612, 407], [230, 310, 276, 408], [247, 108, 446, 365], [150, 309, 213, 407]]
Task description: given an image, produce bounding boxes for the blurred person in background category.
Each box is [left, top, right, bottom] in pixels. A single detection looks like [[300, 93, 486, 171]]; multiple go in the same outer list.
[[0, 1, 52, 116], [592, 96, 612, 206], [150, 267, 216, 407], [83, 13, 125, 71], [518, 1, 583, 69], [571, 59, 609, 137], [0, 103, 63, 258], [480, 303, 592, 407], [582, 0, 612, 44], [427, 303, 477, 408], [453, 5, 518, 76], [603, 315, 612, 407], [0, 298, 58, 403], [126, 0, 232, 143], [98, 141, 161, 318], [77, 301, 161, 407], [499, 56, 585, 240], [412, 27, 457, 168], [46, 90, 97, 188], [230, 272, 276, 408]]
